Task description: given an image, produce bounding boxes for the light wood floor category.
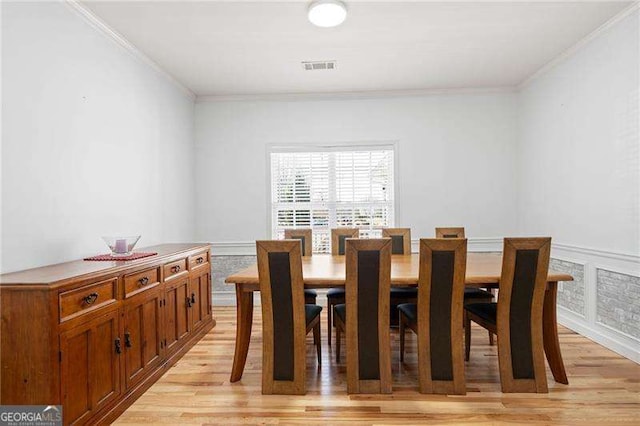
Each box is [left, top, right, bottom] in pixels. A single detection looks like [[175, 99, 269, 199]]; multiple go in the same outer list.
[[115, 306, 640, 425]]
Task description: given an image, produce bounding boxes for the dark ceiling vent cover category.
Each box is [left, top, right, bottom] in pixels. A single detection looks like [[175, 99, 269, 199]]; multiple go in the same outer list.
[[302, 60, 337, 71]]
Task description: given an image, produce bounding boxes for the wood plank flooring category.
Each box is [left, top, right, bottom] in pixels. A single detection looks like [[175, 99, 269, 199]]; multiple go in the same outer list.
[[114, 306, 640, 425]]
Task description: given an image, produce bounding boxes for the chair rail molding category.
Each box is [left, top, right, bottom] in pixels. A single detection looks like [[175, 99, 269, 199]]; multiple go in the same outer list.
[[210, 238, 504, 256]]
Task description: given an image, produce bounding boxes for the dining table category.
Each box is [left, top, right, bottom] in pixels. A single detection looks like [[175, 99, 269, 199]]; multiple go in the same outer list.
[[224, 252, 573, 384]]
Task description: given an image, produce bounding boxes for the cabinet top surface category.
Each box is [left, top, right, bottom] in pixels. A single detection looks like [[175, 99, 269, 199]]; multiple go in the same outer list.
[[0, 243, 211, 287]]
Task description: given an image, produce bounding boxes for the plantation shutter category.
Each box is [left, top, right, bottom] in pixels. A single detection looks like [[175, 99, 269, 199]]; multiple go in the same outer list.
[[271, 146, 395, 253]]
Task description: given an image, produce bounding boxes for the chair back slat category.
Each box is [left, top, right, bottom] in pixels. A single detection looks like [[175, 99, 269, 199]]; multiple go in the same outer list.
[[356, 249, 381, 380], [497, 237, 551, 393], [345, 238, 392, 393], [429, 250, 456, 381], [267, 252, 295, 381], [256, 240, 306, 394], [510, 249, 540, 379], [417, 238, 467, 394]]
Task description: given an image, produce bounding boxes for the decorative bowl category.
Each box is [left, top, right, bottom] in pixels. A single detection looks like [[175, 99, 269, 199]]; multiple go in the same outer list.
[[101, 236, 141, 257]]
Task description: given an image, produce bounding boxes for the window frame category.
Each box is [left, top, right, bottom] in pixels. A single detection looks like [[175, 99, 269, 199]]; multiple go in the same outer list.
[[265, 141, 400, 250]]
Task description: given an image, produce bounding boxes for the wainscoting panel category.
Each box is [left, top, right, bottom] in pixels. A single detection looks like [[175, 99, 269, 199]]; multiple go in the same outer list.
[[553, 243, 639, 363], [550, 258, 586, 316], [211, 255, 255, 306], [596, 268, 640, 339]]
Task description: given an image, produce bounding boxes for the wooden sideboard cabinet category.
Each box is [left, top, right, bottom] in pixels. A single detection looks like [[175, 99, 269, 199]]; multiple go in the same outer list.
[[0, 243, 214, 425]]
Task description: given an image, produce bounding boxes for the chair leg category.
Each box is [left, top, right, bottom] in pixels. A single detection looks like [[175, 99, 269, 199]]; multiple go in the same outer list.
[[489, 331, 494, 346], [313, 322, 322, 365], [465, 312, 471, 362], [327, 299, 333, 346], [335, 323, 341, 363], [399, 312, 406, 363]]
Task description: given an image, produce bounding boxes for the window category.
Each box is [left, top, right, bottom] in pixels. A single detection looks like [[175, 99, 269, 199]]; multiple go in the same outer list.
[[270, 145, 395, 253]]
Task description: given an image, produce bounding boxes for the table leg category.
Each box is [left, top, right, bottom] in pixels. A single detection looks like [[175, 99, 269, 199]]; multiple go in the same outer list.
[[543, 281, 569, 384], [230, 285, 254, 382]]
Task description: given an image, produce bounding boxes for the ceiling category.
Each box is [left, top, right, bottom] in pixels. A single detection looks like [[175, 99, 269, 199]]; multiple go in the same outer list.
[[82, 1, 631, 97]]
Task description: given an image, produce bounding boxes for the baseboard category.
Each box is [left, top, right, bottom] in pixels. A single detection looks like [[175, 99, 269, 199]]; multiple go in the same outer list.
[[558, 307, 639, 364]]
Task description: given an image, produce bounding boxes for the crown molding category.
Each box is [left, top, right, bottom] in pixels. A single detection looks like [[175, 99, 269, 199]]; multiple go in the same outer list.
[[63, 0, 638, 102], [517, 1, 640, 91], [64, 0, 196, 101], [195, 86, 515, 103]]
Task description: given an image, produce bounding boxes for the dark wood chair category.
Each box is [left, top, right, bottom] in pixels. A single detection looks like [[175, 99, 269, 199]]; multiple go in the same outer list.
[[283, 229, 317, 305], [334, 238, 392, 394], [436, 226, 495, 344], [382, 227, 411, 255], [326, 228, 359, 346], [383, 228, 416, 325], [331, 228, 360, 255], [398, 238, 467, 394], [464, 237, 551, 393], [435, 227, 466, 239], [256, 240, 322, 395], [284, 228, 313, 256]]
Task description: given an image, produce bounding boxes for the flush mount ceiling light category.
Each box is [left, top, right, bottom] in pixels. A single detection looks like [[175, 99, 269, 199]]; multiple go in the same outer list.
[[308, 0, 347, 28]]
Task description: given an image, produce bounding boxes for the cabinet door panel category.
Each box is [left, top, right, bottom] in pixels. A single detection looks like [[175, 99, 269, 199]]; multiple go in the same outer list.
[[60, 308, 120, 426], [93, 315, 120, 407], [189, 270, 211, 330], [61, 328, 91, 425], [165, 278, 190, 353], [125, 304, 144, 383], [199, 270, 211, 321], [143, 298, 161, 366], [124, 287, 163, 389]]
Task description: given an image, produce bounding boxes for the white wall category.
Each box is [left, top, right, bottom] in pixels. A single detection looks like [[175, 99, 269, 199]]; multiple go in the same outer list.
[[1, 1, 196, 273], [517, 8, 640, 362], [195, 92, 518, 248], [517, 9, 639, 256]]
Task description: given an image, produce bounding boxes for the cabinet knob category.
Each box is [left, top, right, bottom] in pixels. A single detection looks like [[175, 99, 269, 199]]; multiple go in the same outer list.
[[138, 277, 149, 286], [83, 293, 99, 305], [124, 332, 132, 348], [191, 293, 196, 304], [196, 257, 204, 264], [171, 265, 181, 273], [115, 337, 122, 354]]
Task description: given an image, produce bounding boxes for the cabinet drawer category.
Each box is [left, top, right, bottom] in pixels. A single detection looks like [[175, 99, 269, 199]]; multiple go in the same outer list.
[[189, 250, 210, 270], [124, 267, 160, 298], [59, 278, 118, 322], [164, 258, 187, 281]]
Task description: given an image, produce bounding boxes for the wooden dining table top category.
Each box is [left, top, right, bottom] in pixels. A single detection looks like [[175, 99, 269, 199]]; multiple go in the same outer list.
[[225, 252, 574, 288]]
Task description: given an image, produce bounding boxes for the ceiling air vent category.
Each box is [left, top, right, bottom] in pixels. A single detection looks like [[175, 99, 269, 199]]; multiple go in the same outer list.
[[302, 60, 337, 71]]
